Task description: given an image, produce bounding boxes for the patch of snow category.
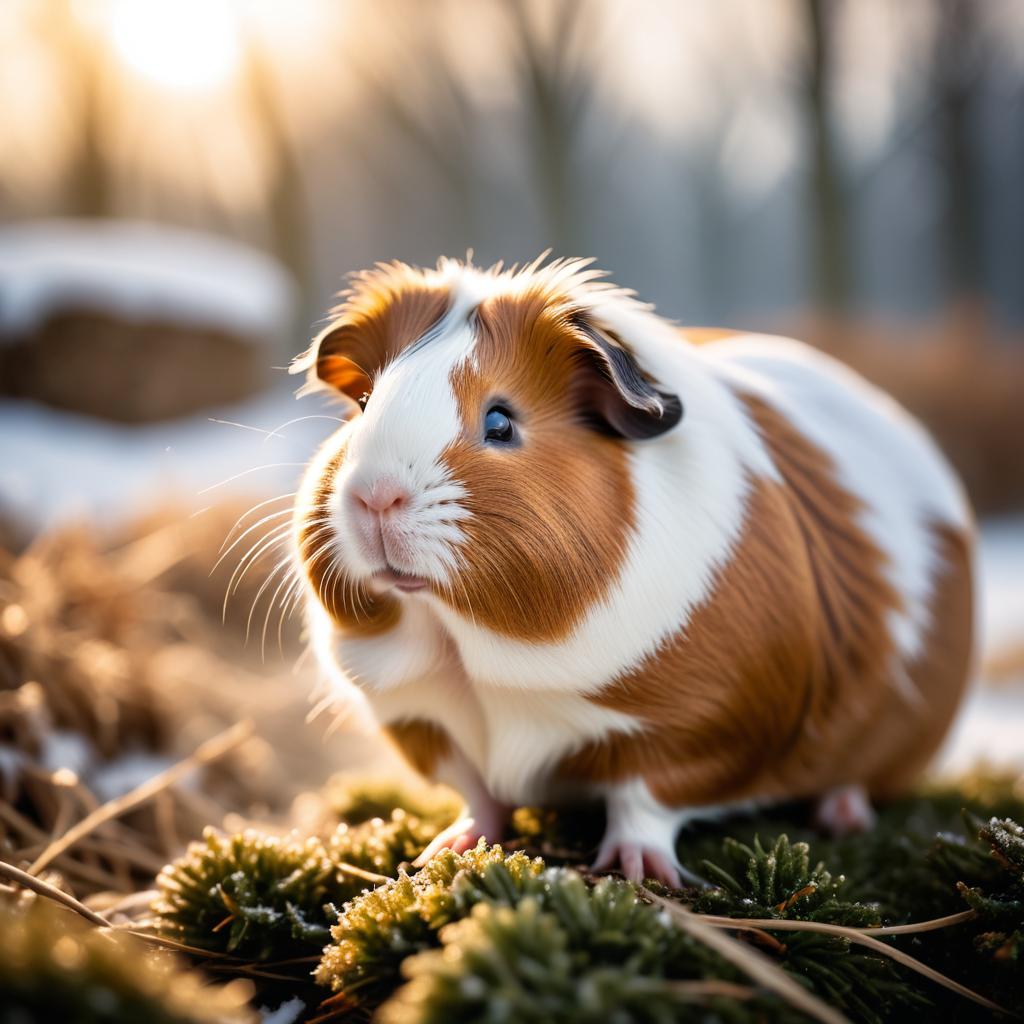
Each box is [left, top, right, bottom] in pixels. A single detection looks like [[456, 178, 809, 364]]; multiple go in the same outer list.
[[260, 998, 305, 1024], [39, 730, 95, 779], [0, 384, 342, 531], [0, 219, 295, 342], [977, 516, 1024, 668], [88, 752, 178, 802], [0, 745, 27, 797], [936, 684, 1024, 776]]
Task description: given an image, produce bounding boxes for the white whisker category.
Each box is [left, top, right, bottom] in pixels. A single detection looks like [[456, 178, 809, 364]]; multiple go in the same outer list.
[[198, 463, 306, 495], [247, 550, 295, 646], [261, 414, 348, 444], [223, 525, 291, 620], [219, 492, 297, 554], [208, 417, 287, 439], [212, 507, 295, 574]]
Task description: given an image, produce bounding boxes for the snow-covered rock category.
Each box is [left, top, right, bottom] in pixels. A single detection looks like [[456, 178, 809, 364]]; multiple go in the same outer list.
[[0, 219, 295, 343]]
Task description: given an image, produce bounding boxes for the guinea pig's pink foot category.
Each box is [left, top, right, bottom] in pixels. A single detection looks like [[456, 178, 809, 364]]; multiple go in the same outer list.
[[449, 831, 485, 855], [592, 839, 689, 888], [814, 784, 876, 837]]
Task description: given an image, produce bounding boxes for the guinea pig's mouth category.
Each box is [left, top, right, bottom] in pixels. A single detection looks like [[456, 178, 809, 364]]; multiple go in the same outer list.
[[371, 566, 429, 593]]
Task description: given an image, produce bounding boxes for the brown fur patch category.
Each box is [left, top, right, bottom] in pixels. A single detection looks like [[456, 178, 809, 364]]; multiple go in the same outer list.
[[310, 263, 451, 400], [559, 392, 972, 807], [385, 719, 452, 777], [441, 288, 635, 642]]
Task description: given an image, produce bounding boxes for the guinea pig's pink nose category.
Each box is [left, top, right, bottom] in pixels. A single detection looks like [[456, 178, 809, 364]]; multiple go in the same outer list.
[[352, 477, 410, 515]]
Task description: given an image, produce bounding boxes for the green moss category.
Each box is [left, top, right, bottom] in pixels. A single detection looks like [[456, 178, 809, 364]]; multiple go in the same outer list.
[[0, 898, 253, 1024], [670, 772, 1024, 923], [958, 817, 1024, 940], [315, 844, 546, 1009], [153, 827, 343, 959], [950, 817, 1024, 1014], [694, 835, 926, 1023], [154, 795, 453, 962]]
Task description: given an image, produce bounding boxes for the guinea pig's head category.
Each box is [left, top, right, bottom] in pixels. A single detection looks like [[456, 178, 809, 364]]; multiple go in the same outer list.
[[292, 257, 682, 642]]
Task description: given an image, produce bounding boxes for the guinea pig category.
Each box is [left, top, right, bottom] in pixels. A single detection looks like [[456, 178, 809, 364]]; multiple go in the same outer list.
[[291, 256, 974, 886]]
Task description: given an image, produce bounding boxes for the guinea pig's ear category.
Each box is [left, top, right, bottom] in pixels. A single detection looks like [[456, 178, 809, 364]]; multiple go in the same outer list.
[[570, 318, 683, 440], [289, 321, 372, 407]]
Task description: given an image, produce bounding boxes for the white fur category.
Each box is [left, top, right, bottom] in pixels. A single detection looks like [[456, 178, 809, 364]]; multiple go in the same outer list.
[[472, 686, 643, 804], [598, 778, 690, 864], [326, 594, 452, 693]]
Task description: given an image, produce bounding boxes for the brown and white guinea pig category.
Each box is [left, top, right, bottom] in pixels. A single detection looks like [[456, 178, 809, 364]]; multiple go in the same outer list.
[[290, 256, 974, 886]]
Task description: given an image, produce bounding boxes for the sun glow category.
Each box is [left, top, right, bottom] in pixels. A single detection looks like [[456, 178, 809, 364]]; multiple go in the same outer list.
[[105, 0, 241, 94]]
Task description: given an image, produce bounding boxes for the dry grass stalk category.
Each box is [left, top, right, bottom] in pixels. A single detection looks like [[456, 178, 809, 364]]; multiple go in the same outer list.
[[0, 859, 111, 927], [861, 909, 978, 935], [27, 719, 254, 876]]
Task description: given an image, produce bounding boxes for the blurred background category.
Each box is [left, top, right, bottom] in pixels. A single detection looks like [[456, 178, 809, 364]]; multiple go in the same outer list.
[[0, 0, 1021, 846]]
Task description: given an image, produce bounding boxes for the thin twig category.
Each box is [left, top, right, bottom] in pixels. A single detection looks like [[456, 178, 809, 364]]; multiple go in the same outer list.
[[0, 859, 111, 927], [664, 979, 756, 1001], [118, 929, 240, 959], [334, 861, 391, 885], [113, 518, 201, 584], [204, 962, 310, 982], [695, 913, 1006, 1014], [262, 955, 321, 967], [861, 909, 977, 935], [644, 891, 851, 1024], [27, 720, 254, 876]]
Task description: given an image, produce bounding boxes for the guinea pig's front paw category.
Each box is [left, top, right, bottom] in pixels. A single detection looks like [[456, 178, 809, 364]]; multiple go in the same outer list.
[[593, 837, 690, 888]]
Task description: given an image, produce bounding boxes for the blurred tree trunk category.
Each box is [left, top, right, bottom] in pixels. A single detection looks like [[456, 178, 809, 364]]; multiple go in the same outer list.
[[691, 159, 734, 324], [350, 0, 478, 250], [932, 0, 985, 302], [44, 0, 112, 218], [241, 35, 313, 346], [801, 0, 849, 317], [510, 0, 590, 254]]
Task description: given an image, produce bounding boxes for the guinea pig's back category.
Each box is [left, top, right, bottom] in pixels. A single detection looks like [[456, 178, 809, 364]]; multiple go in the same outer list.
[[702, 333, 970, 535], [699, 332, 974, 795]]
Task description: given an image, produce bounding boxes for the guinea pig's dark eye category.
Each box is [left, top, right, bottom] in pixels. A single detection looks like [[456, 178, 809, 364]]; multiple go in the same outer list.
[[357, 392, 370, 411], [484, 406, 515, 445]]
